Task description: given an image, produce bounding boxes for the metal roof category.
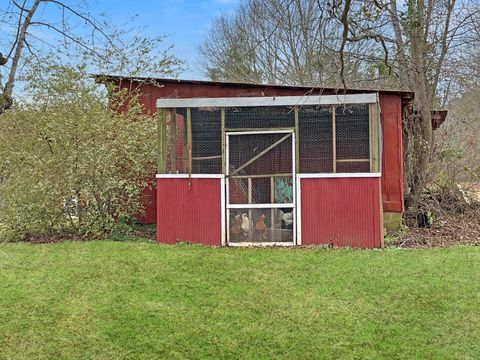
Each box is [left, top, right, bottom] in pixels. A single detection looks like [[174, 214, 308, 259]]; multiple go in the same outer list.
[[94, 74, 415, 99]]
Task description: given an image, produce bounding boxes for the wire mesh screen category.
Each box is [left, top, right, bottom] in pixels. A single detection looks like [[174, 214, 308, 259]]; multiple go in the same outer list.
[[225, 106, 295, 129], [335, 104, 370, 172], [228, 133, 293, 205], [298, 105, 333, 172], [191, 108, 222, 173], [336, 161, 370, 173], [228, 133, 292, 175], [167, 102, 375, 175], [168, 108, 222, 174], [298, 104, 372, 173], [228, 208, 294, 243], [228, 176, 294, 205], [165, 109, 187, 174]]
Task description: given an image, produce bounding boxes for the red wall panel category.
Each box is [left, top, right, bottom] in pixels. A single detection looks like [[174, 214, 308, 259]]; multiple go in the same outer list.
[[156, 178, 222, 245], [135, 185, 157, 224], [300, 177, 383, 248], [380, 94, 404, 213]]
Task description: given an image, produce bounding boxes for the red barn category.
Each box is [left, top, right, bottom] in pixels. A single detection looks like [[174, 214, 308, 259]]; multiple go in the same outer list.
[[102, 76, 417, 248]]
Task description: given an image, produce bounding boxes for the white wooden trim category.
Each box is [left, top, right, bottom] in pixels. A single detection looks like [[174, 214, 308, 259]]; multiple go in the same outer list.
[[224, 130, 297, 245], [226, 129, 294, 136], [226, 209, 231, 245], [291, 131, 297, 246], [227, 203, 295, 209], [228, 242, 294, 247], [296, 175, 302, 246], [155, 174, 224, 179], [225, 134, 230, 245], [225, 134, 230, 176], [296, 173, 381, 179], [157, 94, 378, 108], [220, 176, 226, 246]]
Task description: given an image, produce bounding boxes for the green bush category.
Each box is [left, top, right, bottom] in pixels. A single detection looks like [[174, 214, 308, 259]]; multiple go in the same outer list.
[[0, 65, 156, 241]]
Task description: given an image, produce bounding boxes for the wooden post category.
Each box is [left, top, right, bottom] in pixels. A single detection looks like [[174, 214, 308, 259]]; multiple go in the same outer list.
[[270, 176, 275, 241], [221, 108, 226, 174], [186, 108, 192, 175], [332, 105, 337, 173], [170, 108, 177, 173], [294, 106, 300, 173], [248, 177, 253, 241], [157, 108, 167, 174]]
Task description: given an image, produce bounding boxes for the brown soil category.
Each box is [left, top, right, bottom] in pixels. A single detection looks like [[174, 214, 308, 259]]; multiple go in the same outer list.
[[395, 212, 480, 248]]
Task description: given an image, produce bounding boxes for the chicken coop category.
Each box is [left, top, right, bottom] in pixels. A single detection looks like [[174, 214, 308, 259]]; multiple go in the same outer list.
[[155, 92, 385, 247]]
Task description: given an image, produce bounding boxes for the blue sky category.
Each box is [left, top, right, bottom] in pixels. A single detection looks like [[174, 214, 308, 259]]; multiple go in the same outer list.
[[88, 0, 240, 79]]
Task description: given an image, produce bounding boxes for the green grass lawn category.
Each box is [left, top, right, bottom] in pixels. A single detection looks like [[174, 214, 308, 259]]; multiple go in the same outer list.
[[0, 241, 479, 359]]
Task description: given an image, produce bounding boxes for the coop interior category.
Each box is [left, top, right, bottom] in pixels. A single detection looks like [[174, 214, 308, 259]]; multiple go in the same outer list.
[[158, 100, 379, 244]]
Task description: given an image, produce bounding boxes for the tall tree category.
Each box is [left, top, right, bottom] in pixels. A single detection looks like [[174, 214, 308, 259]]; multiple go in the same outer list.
[[332, 0, 479, 208], [201, 0, 360, 86], [201, 0, 479, 211]]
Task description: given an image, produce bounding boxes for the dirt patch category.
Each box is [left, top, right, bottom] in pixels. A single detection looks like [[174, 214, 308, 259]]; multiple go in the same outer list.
[[395, 212, 480, 248]]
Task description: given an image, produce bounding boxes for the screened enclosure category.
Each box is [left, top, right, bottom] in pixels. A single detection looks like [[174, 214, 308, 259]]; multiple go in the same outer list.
[[157, 94, 381, 245]]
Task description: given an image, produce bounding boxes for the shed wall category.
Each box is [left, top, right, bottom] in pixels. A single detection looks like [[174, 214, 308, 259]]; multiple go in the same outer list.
[[156, 178, 222, 245], [120, 81, 405, 225], [300, 177, 383, 248]]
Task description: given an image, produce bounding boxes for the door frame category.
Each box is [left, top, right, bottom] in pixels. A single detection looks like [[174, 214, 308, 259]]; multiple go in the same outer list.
[[225, 129, 296, 246]]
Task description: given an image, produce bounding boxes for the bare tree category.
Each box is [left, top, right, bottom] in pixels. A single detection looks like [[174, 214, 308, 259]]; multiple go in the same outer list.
[[0, 0, 183, 115], [200, 0, 407, 87], [203, 0, 479, 211], [201, 0, 354, 86], [332, 0, 479, 209]]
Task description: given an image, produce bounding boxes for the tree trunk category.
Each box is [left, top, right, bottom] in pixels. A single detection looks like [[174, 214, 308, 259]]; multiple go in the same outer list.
[[0, 0, 41, 114], [404, 0, 433, 210]]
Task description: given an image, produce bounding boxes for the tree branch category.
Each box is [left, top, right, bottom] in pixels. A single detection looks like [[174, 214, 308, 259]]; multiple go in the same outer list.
[[2, 0, 41, 114], [30, 21, 107, 60], [338, 0, 352, 90]]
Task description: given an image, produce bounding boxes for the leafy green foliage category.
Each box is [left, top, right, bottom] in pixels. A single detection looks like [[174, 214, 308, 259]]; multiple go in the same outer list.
[[0, 64, 156, 241]]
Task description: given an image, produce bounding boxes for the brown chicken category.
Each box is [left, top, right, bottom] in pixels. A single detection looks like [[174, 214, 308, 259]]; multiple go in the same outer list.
[[254, 214, 267, 241], [230, 214, 242, 241]]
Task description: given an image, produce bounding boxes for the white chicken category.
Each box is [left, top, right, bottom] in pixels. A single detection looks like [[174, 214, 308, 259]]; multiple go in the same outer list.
[[280, 210, 293, 229], [241, 213, 250, 240]]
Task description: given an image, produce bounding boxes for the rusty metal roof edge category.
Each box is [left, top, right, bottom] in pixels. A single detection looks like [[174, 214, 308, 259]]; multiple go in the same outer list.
[[93, 74, 415, 98]]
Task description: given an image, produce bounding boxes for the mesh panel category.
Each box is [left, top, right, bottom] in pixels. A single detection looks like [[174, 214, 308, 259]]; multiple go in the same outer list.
[[228, 208, 294, 243], [298, 105, 333, 173], [228, 176, 294, 204], [336, 161, 370, 173], [298, 104, 371, 173], [228, 133, 292, 175], [192, 108, 222, 174], [166, 109, 187, 174], [228, 133, 293, 204], [168, 108, 222, 174], [225, 106, 295, 129], [335, 104, 369, 159], [168, 103, 373, 175], [335, 104, 370, 172]]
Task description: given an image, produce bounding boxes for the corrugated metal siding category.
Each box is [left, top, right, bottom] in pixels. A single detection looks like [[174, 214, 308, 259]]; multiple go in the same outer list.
[[156, 178, 222, 245], [121, 81, 406, 223], [380, 94, 404, 213], [136, 185, 157, 224], [300, 177, 382, 248]]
